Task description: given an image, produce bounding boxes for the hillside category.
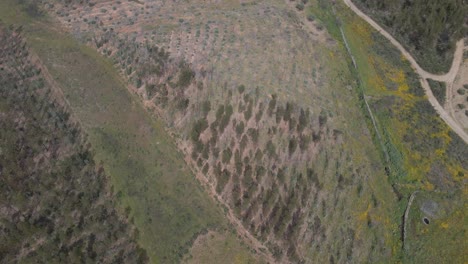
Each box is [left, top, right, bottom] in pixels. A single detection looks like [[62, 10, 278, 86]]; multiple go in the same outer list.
[[0, 0, 466, 263], [35, 0, 402, 262]]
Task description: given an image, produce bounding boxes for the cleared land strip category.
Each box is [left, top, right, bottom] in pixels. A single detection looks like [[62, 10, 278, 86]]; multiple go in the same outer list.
[[343, 0, 468, 144], [339, 27, 391, 167]]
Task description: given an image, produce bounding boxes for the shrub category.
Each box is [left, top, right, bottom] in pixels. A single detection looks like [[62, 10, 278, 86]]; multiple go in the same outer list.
[[202, 164, 209, 174], [126, 66, 133, 75], [297, 108, 309, 132], [177, 98, 190, 111], [177, 64, 194, 88], [307, 168, 320, 187], [255, 105, 264, 122], [256, 165, 266, 178], [268, 94, 277, 116], [216, 104, 225, 120], [248, 128, 259, 144], [289, 117, 297, 131], [266, 140, 276, 157], [244, 102, 253, 121], [254, 149, 263, 162], [136, 78, 142, 88], [243, 165, 254, 187], [222, 148, 232, 163], [283, 102, 293, 122], [146, 84, 156, 98], [288, 137, 298, 155], [216, 169, 230, 194], [276, 105, 284, 123], [277, 168, 286, 183], [24, 2, 43, 17], [235, 121, 245, 137], [191, 118, 208, 142], [319, 110, 327, 127], [201, 143, 210, 159], [202, 100, 211, 116], [238, 85, 245, 94], [219, 104, 233, 132], [427, 79, 446, 105], [240, 135, 249, 152], [235, 150, 243, 174]]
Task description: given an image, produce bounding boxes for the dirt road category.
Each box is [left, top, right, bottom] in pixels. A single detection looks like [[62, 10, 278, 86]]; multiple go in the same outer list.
[[343, 0, 468, 144]]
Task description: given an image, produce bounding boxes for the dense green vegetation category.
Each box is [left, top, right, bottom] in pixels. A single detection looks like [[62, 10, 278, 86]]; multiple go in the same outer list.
[[0, 25, 146, 263], [427, 79, 447, 106], [354, 0, 467, 73]]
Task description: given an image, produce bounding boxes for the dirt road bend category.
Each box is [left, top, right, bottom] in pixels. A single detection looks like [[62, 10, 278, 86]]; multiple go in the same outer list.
[[343, 0, 468, 144]]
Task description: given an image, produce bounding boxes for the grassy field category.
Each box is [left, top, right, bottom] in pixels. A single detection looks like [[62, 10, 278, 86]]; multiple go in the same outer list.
[[183, 231, 261, 264], [329, 1, 467, 262], [0, 1, 261, 263]]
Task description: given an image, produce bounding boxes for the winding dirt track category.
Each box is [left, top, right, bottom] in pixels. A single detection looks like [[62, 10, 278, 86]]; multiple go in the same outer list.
[[343, 0, 468, 144]]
